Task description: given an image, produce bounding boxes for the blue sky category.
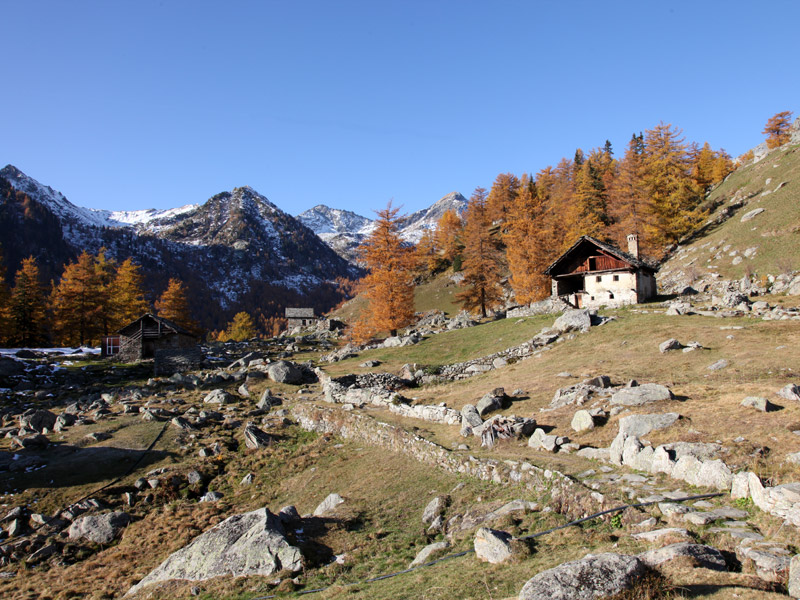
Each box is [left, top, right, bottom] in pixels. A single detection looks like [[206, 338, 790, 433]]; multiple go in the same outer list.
[[2, 0, 797, 218]]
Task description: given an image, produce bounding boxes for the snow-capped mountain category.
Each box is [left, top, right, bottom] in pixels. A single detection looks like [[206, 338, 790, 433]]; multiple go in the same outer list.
[[297, 192, 468, 261], [0, 165, 359, 329], [396, 192, 468, 244]]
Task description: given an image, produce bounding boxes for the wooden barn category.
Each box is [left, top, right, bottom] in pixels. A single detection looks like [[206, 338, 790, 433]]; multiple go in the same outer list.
[[544, 234, 657, 309], [115, 314, 199, 362]]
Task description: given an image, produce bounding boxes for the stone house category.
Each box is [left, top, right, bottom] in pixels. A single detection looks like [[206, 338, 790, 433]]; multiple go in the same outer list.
[[544, 235, 657, 309], [286, 307, 319, 330]]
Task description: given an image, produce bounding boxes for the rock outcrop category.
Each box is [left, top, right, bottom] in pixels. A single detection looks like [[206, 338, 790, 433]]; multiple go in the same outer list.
[[127, 507, 302, 595]]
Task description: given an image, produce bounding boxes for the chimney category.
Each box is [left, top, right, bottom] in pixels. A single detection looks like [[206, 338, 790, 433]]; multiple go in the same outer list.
[[627, 234, 639, 259]]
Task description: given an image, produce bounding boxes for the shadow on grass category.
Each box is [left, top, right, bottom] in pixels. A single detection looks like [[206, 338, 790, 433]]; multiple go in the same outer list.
[[0, 444, 173, 492]]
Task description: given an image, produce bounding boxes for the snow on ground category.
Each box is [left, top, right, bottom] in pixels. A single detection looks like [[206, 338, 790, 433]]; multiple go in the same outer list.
[[0, 347, 100, 356]]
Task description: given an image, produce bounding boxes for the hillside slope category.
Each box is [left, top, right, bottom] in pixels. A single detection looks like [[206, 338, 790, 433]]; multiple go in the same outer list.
[[659, 141, 800, 295]]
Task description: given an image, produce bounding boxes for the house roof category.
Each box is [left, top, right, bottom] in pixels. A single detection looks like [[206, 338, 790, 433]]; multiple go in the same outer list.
[[544, 235, 658, 276], [116, 313, 195, 337], [286, 307, 316, 318]]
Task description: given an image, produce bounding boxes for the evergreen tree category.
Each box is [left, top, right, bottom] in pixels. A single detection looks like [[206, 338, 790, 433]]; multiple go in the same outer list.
[[763, 111, 794, 149], [109, 258, 149, 328], [355, 202, 416, 339], [456, 188, 504, 317], [10, 257, 49, 346], [155, 278, 198, 332], [51, 251, 103, 346]]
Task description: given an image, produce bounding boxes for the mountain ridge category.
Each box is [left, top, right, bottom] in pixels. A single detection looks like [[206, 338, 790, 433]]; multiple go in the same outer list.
[[298, 191, 468, 261], [0, 165, 359, 330]]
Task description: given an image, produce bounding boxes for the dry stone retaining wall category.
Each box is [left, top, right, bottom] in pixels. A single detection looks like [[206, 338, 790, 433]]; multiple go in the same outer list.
[[291, 403, 575, 494]]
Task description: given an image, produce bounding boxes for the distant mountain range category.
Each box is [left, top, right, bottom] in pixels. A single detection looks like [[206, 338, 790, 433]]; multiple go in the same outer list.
[[0, 165, 359, 330], [298, 191, 468, 261], [0, 165, 468, 330]]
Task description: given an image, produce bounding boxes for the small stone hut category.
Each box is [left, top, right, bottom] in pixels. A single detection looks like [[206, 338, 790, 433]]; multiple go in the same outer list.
[[116, 314, 199, 364], [544, 234, 657, 309], [286, 307, 319, 330]]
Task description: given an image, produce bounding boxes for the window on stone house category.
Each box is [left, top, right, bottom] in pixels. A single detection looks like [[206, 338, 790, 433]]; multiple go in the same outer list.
[[609, 292, 615, 299], [613, 274, 619, 282], [596, 275, 602, 282]]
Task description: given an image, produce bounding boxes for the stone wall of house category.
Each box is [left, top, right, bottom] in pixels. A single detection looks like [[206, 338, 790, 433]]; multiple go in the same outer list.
[[291, 403, 576, 494], [583, 271, 638, 308], [154, 346, 205, 376], [117, 336, 143, 363]]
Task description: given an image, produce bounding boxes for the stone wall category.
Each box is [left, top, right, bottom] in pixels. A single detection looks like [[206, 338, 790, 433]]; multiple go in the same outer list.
[[291, 403, 576, 494], [154, 346, 205, 376]]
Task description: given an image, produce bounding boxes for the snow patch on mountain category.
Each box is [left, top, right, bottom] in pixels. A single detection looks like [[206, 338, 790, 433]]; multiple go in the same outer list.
[[297, 192, 468, 260], [108, 205, 199, 227]]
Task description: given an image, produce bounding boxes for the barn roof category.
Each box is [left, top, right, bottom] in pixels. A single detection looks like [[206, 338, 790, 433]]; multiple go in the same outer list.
[[544, 236, 657, 276], [116, 313, 195, 337]]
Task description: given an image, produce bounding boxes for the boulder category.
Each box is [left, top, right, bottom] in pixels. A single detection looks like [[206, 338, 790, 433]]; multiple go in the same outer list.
[[19, 409, 57, 433], [473, 527, 514, 564], [267, 361, 303, 384], [741, 396, 773, 412], [610, 384, 673, 406], [68, 511, 131, 544], [571, 410, 595, 433], [659, 339, 683, 353], [553, 309, 592, 334], [203, 389, 234, 404], [707, 359, 729, 371], [789, 554, 800, 598], [461, 404, 483, 429], [639, 542, 726, 571], [257, 390, 282, 410], [127, 507, 301, 595], [740, 207, 765, 223], [778, 384, 800, 402], [618, 413, 680, 437], [313, 493, 344, 516], [476, 388, 505, 417], [519, 552, 647, 600], [422, 496, 448, 525], [409, 541, 449, 567], [243, 424, 274, 449]]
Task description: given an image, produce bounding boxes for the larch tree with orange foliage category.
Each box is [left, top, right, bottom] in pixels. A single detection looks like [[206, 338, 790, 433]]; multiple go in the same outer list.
[[608, 133, 651, 250], [93, 248, 117, 336], [0, 246, 10, 345], [763, 111, 794, 149], [51, 251, 103, 346], [10, 257, 49, 346], [639, 122, 705, 249], [504, 175, 552, 304], [355, 202, 416, 340], [433, 208, 463, 265], [565, 157, 611, 242], [486, 173, 520, 224], [155, 278, 198, 333], [456, 188, 504, 317], [414, 229, 440, 274], [109, 258, 149, 328]]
